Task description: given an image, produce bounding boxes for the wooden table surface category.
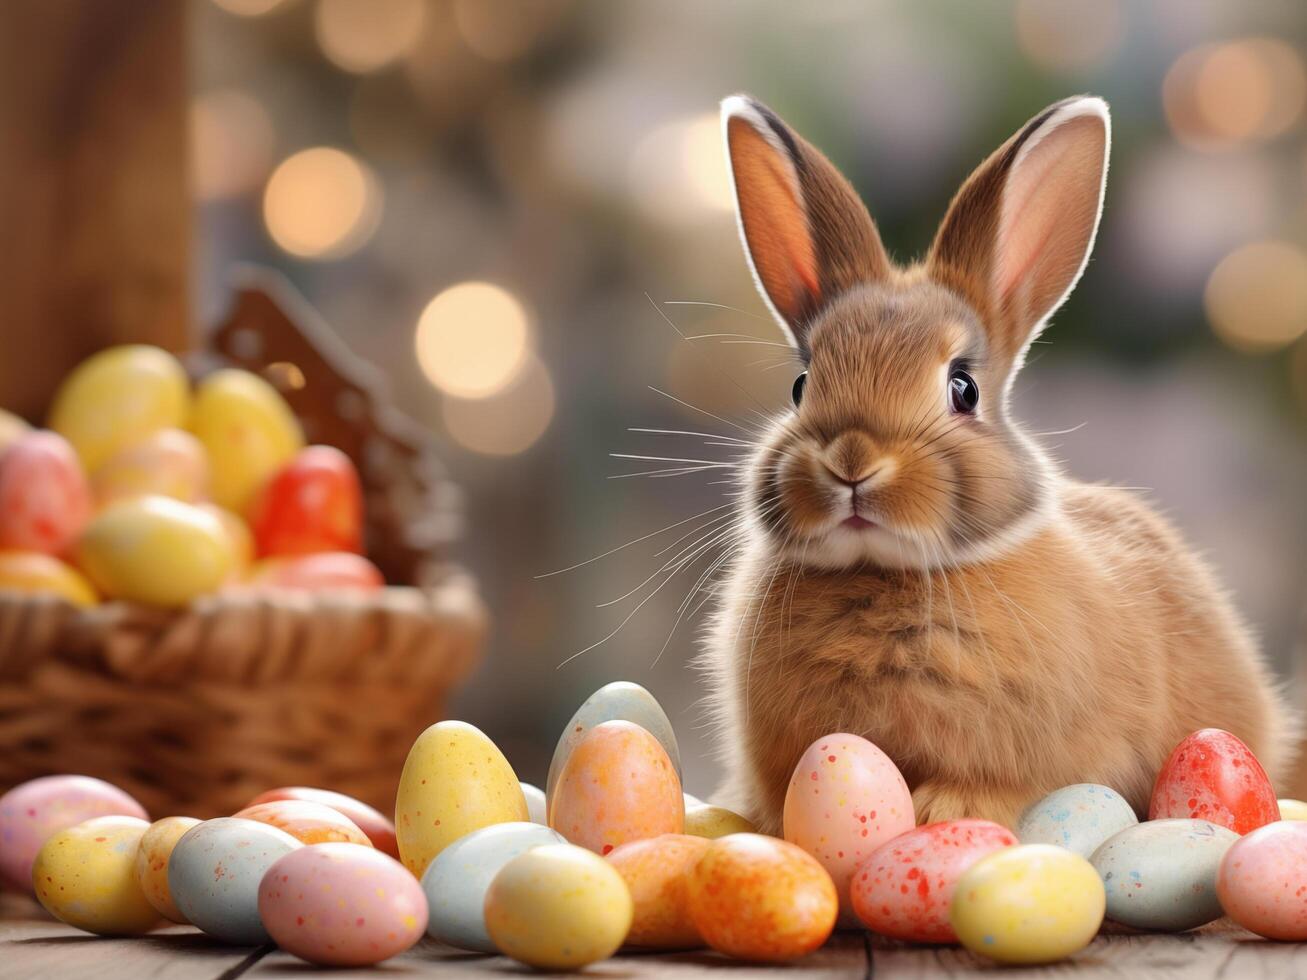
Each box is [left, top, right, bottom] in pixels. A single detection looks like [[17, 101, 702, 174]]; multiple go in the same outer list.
[[4, 893, 1306, 979]]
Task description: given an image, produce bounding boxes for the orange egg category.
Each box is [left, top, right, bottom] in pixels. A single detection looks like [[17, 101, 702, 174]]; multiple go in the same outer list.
[[247, 446, 363, 557], [686, 833, 837, 962], [245, 552, 383, 592], [90, 428, 209, 507], [606, 834, 709, 949], [549, 721, 683, 856], [232, 800, 373, 847], [245, 787, 397, 859], [0, 431, 91, 555]]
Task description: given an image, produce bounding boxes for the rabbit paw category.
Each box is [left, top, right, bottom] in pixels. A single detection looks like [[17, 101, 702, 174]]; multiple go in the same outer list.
[[911, 780, 1031, 829]]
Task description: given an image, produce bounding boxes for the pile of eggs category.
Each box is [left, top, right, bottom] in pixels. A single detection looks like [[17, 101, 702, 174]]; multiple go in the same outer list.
[[0, 344, 383, 608], [6, 691, 1307, 971]]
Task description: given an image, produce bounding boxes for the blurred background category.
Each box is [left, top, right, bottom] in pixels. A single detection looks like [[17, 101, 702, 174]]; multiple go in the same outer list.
[[11, 0, 1307, 797]]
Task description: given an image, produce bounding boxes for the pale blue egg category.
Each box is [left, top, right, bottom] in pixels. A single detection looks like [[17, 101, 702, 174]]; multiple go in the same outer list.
[[168, 817, 301, 944], [1016, 783, 1137, 858], [1090, 818, 1237, 931], [422, 821, 564, 951]]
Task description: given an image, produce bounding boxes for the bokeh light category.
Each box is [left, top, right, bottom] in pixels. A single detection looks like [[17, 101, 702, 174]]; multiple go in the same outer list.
[[442, 352, 555, 456], [262, 147, 382, 259], [416, 282, 532, 398], [628, 114, 735, 225], [1164, 39, 1307, 150], [191, 90, 276, 202], [315, 0, 426, 74], [1014, 0, 1124, 74], [211, 0, 286, 16], [1205, 241, 1307, 353], [451, 0, 569, 61]]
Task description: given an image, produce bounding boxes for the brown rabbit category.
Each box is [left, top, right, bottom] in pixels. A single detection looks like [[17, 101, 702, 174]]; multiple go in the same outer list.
[[701, 93, 1294, 835]]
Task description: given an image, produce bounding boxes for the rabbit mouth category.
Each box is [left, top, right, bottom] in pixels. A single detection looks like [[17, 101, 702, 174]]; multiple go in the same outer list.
[[841, 515, 876, 531]]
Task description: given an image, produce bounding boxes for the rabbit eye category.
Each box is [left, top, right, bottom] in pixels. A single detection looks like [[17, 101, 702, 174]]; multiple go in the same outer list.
[[949, 369, 979, 414], [792, 371, 807, 407]]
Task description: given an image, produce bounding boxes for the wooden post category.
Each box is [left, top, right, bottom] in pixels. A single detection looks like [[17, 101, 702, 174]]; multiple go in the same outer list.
[[0, 1, 189, 421]]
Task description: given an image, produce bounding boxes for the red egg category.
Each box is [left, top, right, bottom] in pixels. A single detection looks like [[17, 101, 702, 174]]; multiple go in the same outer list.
[[1149, 728, 1277, 835], [0, 431, 92, 554], [248, 445, 363, 557], [850, 819, 1017, 943]]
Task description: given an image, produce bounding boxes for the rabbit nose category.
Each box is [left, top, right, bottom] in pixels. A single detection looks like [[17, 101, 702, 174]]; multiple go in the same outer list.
[[823, 462, 883, 488]]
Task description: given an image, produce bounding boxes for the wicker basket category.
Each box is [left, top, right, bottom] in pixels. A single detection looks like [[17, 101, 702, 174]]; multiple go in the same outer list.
[[0, 270, 486, 818]]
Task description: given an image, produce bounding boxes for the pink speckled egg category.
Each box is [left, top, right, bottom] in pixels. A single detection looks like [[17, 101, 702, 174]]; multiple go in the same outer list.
[[0, 431, 92, 555], [1149, 728, 1277, 835], [850, 819, 1017, 942], [1217, 821, 1307, 939], [259, 843, 428, 966], [0, 775, 148, 891], [549, 720, 683, 855], [783, 733, 914, 915]]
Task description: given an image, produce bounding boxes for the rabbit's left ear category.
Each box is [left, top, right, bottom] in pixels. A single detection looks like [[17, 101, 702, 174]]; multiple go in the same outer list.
[[929, 96, 1110, 367]]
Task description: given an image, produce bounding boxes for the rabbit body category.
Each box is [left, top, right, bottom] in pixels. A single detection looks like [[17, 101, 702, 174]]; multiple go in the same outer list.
[[703, 94, 1293, 834]]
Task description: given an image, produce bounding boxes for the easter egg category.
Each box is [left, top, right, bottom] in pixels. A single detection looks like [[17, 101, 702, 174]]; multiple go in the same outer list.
[[0, 431, 92, 554], [1217, 820, 1307, 939], [189, 368, 304, 512], [1089, 818, 1236, 931], [134, 816, 201, 923], [484, 843, 633, 970], [684, 803, 756, 839], [546, 681, 681, 819], [1016, 783, 1138, 858], [246, 787, 398, 858], [0, 774, 148, 891], [395, 720, 529, 877], [0, 551, 98, 607], [686, 833, 836, 962], [421, 821, 564, 952], [550, 720, 683, 855], [199, 504, 254, 578], [233, 800, 372, 847], [951, 844, 1104, 965], [245, 552, 383, 592], [168, 817, 302, 944], [1280, 799, 1307, 821], [49, 345, 190, 472], [248, 445, 363, 557], [32, 815, 159, 935], [606, 834, 709, 949], [783, 733, 914, 914], [75, 496, 234, 606], [0, 407, 30, 454], [851, 819, 1018, 943], [91, 428, 209, 507], [1149, 728, 1277, 834], [259, 843, 427, 966], [520, 782, 547, 825]]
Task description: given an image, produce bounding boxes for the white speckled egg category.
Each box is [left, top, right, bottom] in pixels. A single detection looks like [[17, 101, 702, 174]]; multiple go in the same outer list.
[[168, 817, 302, 944], [1090, 818, 1237, 931], [520, 783, 547, 825], [1017, 784, 1138, 858], [421, 821, 564, 951]]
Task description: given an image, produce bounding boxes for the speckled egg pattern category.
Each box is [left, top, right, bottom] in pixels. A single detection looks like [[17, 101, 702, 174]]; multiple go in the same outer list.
[[782, 733, 914, 913], [685, 833, 837, 962], [1090, 818, 1236, 931], [258, 843, 427, 966], [1016, 784, 1138, 858], [851, 819, 1017, 942], [32, 815, 159, 936], [1149, 728, 1277, 835], [1217, 821, 1307, 940], [245, 787, 398, 858], [395, 720, 528, 877], [168, 817, 302, 945], [550, 720, 683, 855], [134, 816, 200, 923], [421, 821, 563, 952], [606, 833, 710, 949], [0, 775, 148, 891], [233, 800, 372, 847]]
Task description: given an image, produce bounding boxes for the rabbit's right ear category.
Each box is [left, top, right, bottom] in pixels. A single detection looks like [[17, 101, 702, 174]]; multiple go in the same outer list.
[[722, 96, 890, 352]]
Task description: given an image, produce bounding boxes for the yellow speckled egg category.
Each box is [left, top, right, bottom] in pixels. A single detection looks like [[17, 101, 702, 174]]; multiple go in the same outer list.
[[32, 815, 160, 935], [950, 843, 1104, 965], [91, 428, 209, 507], [49, 345, 190, 472], [135, 816, 200, 923], [0, 551, 97, 607], [684, 803, 756, 840], [550, 720, 683, 856], [485, 843, 633, 970], [188, 369, 303, 512], [395, 720, 528, 877], [1279, 799, 1307, 821], [0, 408, 30, 454], [75, 496, 234, 606]]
